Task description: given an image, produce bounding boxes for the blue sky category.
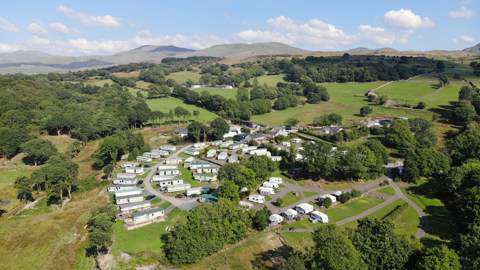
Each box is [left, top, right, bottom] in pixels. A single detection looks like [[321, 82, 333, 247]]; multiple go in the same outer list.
[[0, 0, 478, 55]]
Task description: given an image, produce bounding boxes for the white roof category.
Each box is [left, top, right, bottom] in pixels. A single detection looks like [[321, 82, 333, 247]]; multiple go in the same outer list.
[[249, 194, 264, 200], [310, 211, 329, 222], [269, 214, 284, 223], [284, 208, 298, 216], [296, 203, 314, 212]]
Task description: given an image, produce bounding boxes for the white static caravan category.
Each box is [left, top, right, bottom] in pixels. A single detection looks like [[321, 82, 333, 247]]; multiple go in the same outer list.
[[107, 184, 138, 192], [249, 148, 270, 156], [116, 173, 137, 180], [193, 173, 217, 182], [113, 178, 138, 185], [122, 162, 139, 168], [118, 201, 151, 213], [116, 194, 144, 205], [206, 149, 217, 158], [165, 157, 182, 165], [186, 187, 203, 196], [319, 194, 337, 203], [157, 167, 180, 176], [220, 140, 234, 148], [151, 149, 170, 157], [229, 142, 246, 151], [295, 203, 314, 215], [270, 156, 282, 162], [114, 188, 143, 198], [193, 142, 207, 149], [184, 147, 200, 156], [152, 174, 178, 182], [248, 194, 265, 204], [217, 152, 228, 160], [144, 152, 161, 159], [263, 181, 279, 189], [166, 183, 191, 193], [269, 177, 283, 185], [155, 178, 183, 188], [241, 146, 258, 154], [282, 209, 298, 220], [137, 156, 153, 163], [160, 144, 177, 153], [125, 166, 145, 174], [269, 214, 284, 225], [189, 161, 219, 174], [131, 208, 165, 225], [228, 154, 239, 163], [309, 211, 329, 223], [259, 187, 275, 196]]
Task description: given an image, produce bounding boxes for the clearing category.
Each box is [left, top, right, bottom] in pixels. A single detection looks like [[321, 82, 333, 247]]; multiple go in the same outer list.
[[147, 97, 218, 123], [166, 71, 201, 84]]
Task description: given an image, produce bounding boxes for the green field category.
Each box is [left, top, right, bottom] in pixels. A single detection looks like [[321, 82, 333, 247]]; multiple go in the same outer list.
[[377, 186, 396, 196], [194, 87, 238, 99], [251, 74, 286, 87], [166, 71, 201, 84], [147, 97, 218, 123], [323, 195, 384, 223]]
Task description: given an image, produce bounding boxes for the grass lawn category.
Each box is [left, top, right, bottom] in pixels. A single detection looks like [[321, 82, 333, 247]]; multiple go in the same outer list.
[[166, 71, 201, 84], [84, 78, 113, 87], [276, 192, 304, 207], [280, 231, 314, 250], [251, 78, 457, 126], [251, 74, 286, 87], [41, 134, 78, 154], [112, 71, 140, 79], [136, 80, 152, 90], [0, 163, 37, 212], [147, 97, 218, 123], [193, 87, 238, 100], [323, 195, 384, 223], [377, 186, 396, 196], [179, 166, 201, 187]]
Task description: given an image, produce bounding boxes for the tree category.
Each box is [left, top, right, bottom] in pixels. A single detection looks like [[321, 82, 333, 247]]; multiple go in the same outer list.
[[218, 180, 240, 202], [174, 106, 191, 122], [285, 118, 299, 128], [86, 205, 116, 256], [446, 123, 480, 164], [384, 120, 415, 155], [193, 110, 200, 120], [21, 138, 58, 165], [14, 176, 33, 201], [323, 197, 332, 208], [451, 101, 476, 126], [209, 118, 229, 140], [310, 225, 367, 270], [0, 127, 30, 158], [459, 224, 480, 269], [359, 106, 372, 116], [242, 155, 277, 182], [252, 207, 271, 230], [415, 101, 427, 109], [280, 254, 307, 270], [416, 245, 461, 270], [218, 163, 257, 190], [351, 218, 412, 270], [187, 121, 208, 142]]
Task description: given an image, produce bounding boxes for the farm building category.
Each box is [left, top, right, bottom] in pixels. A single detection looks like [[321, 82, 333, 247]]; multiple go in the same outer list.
[[309, 211, 329, 223], [295, 203, 314, 214]]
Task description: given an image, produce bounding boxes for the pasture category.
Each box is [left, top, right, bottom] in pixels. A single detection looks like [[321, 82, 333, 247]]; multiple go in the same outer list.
[[193, 87, 238, 99], [251, 74, 286, 87], [166, 71, 201, 84], [147, 97, 218, 123]]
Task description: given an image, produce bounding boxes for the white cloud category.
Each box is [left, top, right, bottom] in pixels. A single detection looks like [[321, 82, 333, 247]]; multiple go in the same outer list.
[[57, 5, 120, 28], [234, 30, 294, 45], [235, 16, 354, 49], [0, 42, 20, 52], [358, 25, 398, 45], [384, 9, 435, 29], [453, 35, 476, 44], [28, 36, 51, 47], [66, 38, 131, 54], [50, 22, 74, 34], [27, 23, 48, 35], [449, 6, 476, 19], [0, 17, 18, 32]]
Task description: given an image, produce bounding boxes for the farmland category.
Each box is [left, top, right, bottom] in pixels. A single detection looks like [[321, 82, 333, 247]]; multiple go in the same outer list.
[[193, 87, 238, 99], [147, 97, 218, 122], [251, 74, 286, 87], [166, 71, 201, 84]]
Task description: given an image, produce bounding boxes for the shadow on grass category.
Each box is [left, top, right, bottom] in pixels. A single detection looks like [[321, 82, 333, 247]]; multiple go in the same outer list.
[[251, 245, 294, 270]]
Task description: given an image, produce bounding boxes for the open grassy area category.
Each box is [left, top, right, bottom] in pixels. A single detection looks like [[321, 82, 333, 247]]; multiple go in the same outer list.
[[377, 186, 396, 196], [251, 74, 286, 87], [147, 97, 218, 123], [84, 78, 114, 87], [183, 231, 283, 270], [166, 71, 201, 84], [112, 71, 140, 79], [280, 231, 314, 250], [0, 189, 108, 270], [180, 166, 201, 187], [276, 191, 318, 207], [323, 195, 384, 223], [136, 80, 152, 90], [41, 134, 78, 154], [193, 87, 238, 99]]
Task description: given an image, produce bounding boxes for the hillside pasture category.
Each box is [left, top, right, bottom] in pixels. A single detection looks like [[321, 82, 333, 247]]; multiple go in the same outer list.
[[84, 78, 114, 87], [166, 71, 201, 84], [112, 71, 140, 78], [251, 74, 286, 87], [193, 87, 238, 100], [147, 97, 218, 123]]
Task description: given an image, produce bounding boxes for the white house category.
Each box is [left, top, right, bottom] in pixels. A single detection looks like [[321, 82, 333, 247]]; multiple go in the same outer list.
[[263, 181, 279, 189], [248, 194, 265, 204], [206, 149, 217, 158], [114, 188, 143, 198], [116, 194, 144, 205], [125, 166, 145, 174], [160, 144, 177, 152], [269, 177, 283, 184], [113, 178, 138, 185], [186, 187, 203, 196], [282, 209, 298, 220], [259, 187, 275, 195], [319, 194, 337, 203], [118, 201, 151, 213], [117, 173, 137, 180], [165, 157, 182, 165], [270, 156, 282, 162], [131, 208, 165, 225], [269, 214, 284, 225], [309, 211, 329, 223], [217, 152, 228, 160], [155, 178, 183, 188], [166, 183, 191, 193], [295, 203, 314, 214]]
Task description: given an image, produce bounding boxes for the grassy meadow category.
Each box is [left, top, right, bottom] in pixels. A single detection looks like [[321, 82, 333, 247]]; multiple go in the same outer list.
[[193, 87, 238, 99], [166, 71, 201, 84], [147, 97, 218, 123], [250, 74, 286, 87]]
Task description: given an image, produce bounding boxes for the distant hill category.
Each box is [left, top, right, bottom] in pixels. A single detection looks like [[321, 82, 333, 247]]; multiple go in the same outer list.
[[464, 43, 480, 54], [0, 42, 478, 74]]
